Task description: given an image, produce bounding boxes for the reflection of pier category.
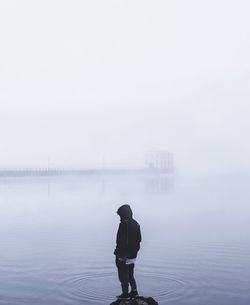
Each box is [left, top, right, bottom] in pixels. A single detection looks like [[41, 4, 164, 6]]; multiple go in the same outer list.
[[0, 168, 174, 177], [145, 175, 174, 193]]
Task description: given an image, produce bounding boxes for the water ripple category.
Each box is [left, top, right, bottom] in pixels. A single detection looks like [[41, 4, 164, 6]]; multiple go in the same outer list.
[[57, 269, 195, 304], [58, 271, 116, 303]]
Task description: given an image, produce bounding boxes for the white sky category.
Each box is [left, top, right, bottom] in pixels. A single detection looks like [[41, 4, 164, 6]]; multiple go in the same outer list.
[[0, 0, 249, 173]]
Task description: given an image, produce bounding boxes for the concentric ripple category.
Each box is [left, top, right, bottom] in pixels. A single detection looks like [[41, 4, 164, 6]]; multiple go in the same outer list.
[[57, 269, 192, 304], [58, 271, 117, 304]]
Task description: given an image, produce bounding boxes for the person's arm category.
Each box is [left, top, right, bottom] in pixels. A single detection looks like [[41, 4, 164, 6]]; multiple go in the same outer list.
[[138, 224, 141, 243], [114, 221, 127, 257]]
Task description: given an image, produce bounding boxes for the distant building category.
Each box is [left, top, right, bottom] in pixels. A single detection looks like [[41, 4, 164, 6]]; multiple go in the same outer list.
[[145, 151, 174, 172]]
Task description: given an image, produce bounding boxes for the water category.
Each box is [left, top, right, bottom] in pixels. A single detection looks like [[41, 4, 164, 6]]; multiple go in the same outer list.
[[0, 173, 249, 305]]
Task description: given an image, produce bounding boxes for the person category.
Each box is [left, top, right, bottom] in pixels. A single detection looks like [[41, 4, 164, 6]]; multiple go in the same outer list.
[[114, 204, 141, 300]]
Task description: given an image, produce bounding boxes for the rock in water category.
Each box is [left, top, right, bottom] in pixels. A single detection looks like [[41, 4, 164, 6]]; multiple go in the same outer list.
[[110, 296, 158, 305]]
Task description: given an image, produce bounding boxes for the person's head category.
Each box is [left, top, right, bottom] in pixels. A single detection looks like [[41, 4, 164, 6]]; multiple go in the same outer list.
[[117, 204, 133, 221]]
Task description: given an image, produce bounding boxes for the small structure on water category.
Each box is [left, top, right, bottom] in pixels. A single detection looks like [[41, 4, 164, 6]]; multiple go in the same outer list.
[[145, 150, 174, 172]]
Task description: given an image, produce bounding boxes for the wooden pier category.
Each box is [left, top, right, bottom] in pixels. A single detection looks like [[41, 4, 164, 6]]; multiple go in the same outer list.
[[0, 168, 174, 177]]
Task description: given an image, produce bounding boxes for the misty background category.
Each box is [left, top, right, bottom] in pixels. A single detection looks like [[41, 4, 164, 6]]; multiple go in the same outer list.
[[0, 0, 250, 173]]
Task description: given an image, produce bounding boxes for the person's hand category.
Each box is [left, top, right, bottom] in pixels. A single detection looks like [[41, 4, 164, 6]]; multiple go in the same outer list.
[[118, 256, 127, 262]]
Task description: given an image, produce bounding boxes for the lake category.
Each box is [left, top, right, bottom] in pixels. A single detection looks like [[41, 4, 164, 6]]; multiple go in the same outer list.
[[0, 173, 249, 305]]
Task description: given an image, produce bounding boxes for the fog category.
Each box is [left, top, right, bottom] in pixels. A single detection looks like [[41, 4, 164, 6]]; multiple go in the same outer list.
[[0, 0, 250, 173]]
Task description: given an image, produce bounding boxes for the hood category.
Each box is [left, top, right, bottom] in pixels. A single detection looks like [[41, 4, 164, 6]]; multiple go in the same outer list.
[[117, 204, 133, 220]]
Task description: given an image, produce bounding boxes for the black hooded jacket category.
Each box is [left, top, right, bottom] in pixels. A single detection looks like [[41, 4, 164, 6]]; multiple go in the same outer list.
[[114, 205, 141, 259]]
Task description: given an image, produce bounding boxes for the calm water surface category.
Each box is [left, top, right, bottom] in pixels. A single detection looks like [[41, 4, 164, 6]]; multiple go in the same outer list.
[[0, 173, 249, 305]]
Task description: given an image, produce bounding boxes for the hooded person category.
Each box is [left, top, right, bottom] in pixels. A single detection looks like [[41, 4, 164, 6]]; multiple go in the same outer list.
[[114, 204, 141, 299]]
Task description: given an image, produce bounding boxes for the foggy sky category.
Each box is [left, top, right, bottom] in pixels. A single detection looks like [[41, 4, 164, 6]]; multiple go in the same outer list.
[[0, 0, 250, 173]]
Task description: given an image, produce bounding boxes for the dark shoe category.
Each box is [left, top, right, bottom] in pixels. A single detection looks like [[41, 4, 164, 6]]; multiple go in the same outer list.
[[129, 290, 139, 298], [116, 293, 130, 300]]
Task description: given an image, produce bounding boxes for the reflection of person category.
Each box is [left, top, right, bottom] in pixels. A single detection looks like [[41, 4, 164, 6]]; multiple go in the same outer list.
[[114, 204, 141, 299]]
